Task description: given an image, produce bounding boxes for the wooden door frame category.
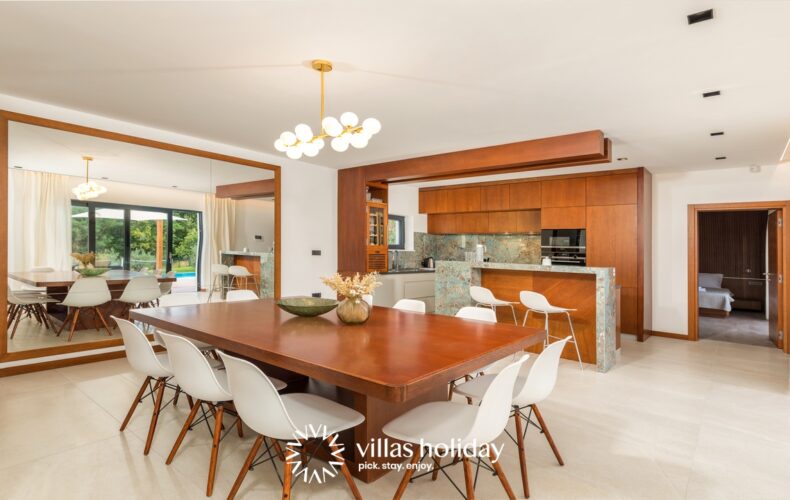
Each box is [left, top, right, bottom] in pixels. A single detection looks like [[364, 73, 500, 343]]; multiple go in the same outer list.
[[0, 110, 281, 363], [688, 201, 788, 352]]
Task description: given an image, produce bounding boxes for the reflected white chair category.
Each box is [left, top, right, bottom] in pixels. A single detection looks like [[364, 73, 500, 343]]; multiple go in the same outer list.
[[7, 286, 57, 338], [383, 354, 529, 500], [207, 264, 231, 302], [454, 337, 571, 498], [393, 298, 426, 313], [116, 317, 179, 455], [57, 277, 113, 341], [218, 351, 362, 500], [158, 270, 176, 300], [226, 290, 259, 302], [362, 294, 373, 307], [471, 285, 518, 325], [520, 291, 583, 370], [228, 265, 260, 297], [118, 276, 163, 320], [159, 332, 243, 497]]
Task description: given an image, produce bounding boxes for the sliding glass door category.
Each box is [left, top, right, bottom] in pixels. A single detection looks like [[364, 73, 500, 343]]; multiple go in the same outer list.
[[72, 201, 201, 290]]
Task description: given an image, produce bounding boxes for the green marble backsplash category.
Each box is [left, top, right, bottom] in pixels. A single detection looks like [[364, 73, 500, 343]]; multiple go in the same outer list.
[[392, 232, 541, 268]]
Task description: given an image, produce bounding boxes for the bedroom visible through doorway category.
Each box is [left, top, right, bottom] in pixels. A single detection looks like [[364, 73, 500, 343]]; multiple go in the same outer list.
[[695, 209, 781, 347]]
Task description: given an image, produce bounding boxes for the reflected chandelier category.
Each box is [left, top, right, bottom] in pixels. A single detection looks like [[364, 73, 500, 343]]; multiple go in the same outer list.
[[274, 59, 381, 159], [72, 155, 107, 200]]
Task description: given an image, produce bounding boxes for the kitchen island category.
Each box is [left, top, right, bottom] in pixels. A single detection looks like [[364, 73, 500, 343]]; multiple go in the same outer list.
[[435, 261, 618, 372], [220, 250, 274, 298]]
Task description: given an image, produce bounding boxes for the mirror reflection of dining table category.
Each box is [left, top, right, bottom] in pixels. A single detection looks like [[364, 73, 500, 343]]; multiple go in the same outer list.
[[8, 269, 176, 330], [131, 298, 546, 483]]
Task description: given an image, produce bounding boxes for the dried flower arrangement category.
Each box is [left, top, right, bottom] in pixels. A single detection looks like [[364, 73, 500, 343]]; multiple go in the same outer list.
[[71, 252, 96, 269], [321, 272, 381, 299]]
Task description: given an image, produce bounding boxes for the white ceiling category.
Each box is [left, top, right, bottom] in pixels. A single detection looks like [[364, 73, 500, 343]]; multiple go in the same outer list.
[[0, 1, 788, 173], [8, 122, 273, 193]]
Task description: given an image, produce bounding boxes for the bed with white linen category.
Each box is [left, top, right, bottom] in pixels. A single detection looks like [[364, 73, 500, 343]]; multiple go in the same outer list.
[[698, 273, 735, 317]]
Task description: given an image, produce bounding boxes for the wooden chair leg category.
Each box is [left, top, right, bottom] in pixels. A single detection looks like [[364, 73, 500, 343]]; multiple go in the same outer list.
[[235, 417, 244, 438], [462, 457, 475, 500], [186, 394, 194, 409], [9, 306, 23, 339], [532, 404, 564, 465], [167, 399, 202, 465], [282, 443, 294, 500], [66, 308, 81, 342], [431, 455, 441, 481], [94, 307, 113, 336], [57, 308, 71, 336], [173, 386, 181, 407], [228, 434, 264, 500], [144, 377, 167, 455], [271, 437, 286, 462], [329, 434, 362, 500], [394, 449, 422, 500], [120, 376, 152, 431], [490, 451, 516, 500], [206, 404, 224, 496], [513, 408, 530, 498]]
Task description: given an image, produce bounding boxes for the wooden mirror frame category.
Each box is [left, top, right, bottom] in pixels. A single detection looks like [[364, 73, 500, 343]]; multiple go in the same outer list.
[[0, 110, 281, 363]]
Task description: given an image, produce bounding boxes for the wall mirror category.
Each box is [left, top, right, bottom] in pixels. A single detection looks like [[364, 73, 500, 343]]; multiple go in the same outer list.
[[1, 112, 280, 363]]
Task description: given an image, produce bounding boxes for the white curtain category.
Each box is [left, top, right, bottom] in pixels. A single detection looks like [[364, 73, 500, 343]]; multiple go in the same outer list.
[[200, 194, 236, 290], [8, 170, 73, 272]]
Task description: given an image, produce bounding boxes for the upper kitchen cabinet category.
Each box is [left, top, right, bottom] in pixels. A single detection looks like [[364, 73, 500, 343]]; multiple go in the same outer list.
[[480, 184, 510, 211], [540, 177, 586, 207], [447, 187, 481, 212], [418, 189, 448, 214], [586, 173, 637, 206], [508, 181, 541, 209]]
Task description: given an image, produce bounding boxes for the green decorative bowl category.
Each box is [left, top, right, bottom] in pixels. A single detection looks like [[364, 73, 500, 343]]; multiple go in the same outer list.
[[276, 296, 339, 317], [75, 267, 110, 277]]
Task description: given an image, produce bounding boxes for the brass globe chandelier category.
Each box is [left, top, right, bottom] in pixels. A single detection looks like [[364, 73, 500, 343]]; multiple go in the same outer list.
[[274, 60, 381, 159]]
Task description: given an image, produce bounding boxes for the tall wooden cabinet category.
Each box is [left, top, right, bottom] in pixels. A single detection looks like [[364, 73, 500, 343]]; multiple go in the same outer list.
[[366, 201, 388, 272]]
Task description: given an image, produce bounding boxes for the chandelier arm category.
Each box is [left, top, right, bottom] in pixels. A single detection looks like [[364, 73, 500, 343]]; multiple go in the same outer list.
[[320, 68, 325, 127]]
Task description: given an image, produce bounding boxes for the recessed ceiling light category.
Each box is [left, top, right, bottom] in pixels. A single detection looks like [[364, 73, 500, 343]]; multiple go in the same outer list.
[[749, 165, 761, 173], [617, 157, 628, 161], [171, 185, 178, 188], [715, 156, 727, 160], [710, 131, 724, 136], [687, 9, 714, 25], [702, 90, 721, 98], [13, 165, 22, 169], [101, 176, 109, 180]]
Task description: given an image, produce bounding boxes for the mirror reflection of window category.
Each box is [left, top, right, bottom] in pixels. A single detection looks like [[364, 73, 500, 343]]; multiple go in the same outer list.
[[388, 214, 406, 250]]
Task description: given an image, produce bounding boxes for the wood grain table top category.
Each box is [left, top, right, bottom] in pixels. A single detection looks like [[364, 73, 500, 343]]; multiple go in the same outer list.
[[8, 269, 177, 287], [131, 299, 546, 402]]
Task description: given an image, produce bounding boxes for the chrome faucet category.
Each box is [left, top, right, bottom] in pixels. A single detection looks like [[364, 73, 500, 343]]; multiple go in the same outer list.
[[390, 250, 400, 271]]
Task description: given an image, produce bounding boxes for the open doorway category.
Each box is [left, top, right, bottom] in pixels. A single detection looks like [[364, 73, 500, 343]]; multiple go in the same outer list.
[[689, 202, 786, 350]]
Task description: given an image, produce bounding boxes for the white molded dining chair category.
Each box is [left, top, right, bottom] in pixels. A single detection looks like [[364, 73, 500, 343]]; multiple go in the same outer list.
[[453, 337, 571, 498], [7, 286, 57, 337], [393, 298, 426, 313], [520, 290, 583, 370], [383, 354, 530, 500], [448, 306, 500, 401], [158, 270, 176, 299], [362, 294, 373, 307], [118, 276, 163, 317], [228, 265, 259, 297], [58, 277, 113, 341], [207, 264, 231, 302], [115, 317, 178, 455], [470, 285, 518, 324], [226, 290, 259, 302], [159, 332, 244, 497], [217, 351, 362, 500]]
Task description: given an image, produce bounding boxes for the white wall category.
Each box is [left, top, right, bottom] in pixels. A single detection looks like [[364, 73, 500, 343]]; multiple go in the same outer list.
[[652, 164, 790, 335], [234, 198, 275, 252], [387, 184, 427, 251], [0, 94, 338, 305]]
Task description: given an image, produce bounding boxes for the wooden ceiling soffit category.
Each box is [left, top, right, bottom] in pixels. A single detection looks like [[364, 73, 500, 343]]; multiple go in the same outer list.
[[356, 130, 609, 183], [215, 179, 275, 199]]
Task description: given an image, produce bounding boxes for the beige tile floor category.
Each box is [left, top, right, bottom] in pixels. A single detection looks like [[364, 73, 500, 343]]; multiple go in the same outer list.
[[1, 335, 789, 499]]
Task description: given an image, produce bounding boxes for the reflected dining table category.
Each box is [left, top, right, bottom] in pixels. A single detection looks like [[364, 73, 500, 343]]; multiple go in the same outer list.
[[8, 269, 176, 330], [131, 298, 546, 482]]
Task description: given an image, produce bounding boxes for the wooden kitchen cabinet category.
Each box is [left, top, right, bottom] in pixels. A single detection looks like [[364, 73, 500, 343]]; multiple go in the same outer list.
[[366, 201, 388, 272], [488, 211, 518, 233], [447, 187, 481, 213], [427, 213, 457, 234], [456, 212, 488, 233], [419, 189, 449, 214], [540, 206, 585, 229], [585, 173, 637, 206], [481, 185, 510, 211], [586, 204, 637, 287], [541, 178, 586, 207], [516, 210, 541, 233], [509, 181, 542, 209]]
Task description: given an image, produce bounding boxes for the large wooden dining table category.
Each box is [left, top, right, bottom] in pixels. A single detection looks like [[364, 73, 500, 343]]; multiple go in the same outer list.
[[9, 270, 175, 330], [132, 299, 546, 482]]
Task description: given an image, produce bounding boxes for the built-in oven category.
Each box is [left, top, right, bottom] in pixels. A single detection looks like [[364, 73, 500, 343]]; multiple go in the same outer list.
[[540, 229, 586, 266]]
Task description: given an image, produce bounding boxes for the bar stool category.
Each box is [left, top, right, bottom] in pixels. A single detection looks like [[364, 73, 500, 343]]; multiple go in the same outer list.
[[470, 285, 518, 324], [228, 265, 260, 297], [206, 264, 231, 302], [520, 290, 583, 370]]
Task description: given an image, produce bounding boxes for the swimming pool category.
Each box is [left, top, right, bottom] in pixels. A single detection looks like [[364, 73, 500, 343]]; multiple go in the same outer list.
[[175, 271, 196, 278]]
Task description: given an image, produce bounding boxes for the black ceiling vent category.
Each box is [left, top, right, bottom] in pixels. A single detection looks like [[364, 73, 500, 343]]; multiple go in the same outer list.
[[688, 9, 714, 25], [702, 90, 721, 98], [710, 131, 724, 136], [715, 156, 727, 160]]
